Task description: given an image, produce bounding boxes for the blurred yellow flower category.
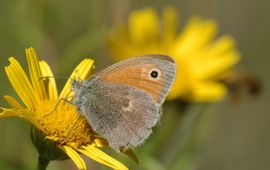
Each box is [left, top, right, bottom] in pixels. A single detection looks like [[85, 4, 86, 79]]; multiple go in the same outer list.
[[108, 7, 240, 102], [0, 48, 129, 170]]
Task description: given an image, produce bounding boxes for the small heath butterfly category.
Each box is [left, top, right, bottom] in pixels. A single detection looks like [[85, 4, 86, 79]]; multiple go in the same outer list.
[[72, 54, 176, 150]]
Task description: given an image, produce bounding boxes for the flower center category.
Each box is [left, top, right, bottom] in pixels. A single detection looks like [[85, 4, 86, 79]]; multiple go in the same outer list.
[[34, 100, 93, 148]]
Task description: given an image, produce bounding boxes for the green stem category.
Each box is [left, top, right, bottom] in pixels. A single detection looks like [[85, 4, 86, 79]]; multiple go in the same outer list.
[[158, 103, 210, 170], [37, 156, 50, 170], [170, 104, 219, 170]]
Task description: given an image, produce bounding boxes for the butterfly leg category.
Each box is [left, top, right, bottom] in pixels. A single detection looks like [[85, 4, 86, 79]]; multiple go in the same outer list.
[[42, 96, 75, 118]]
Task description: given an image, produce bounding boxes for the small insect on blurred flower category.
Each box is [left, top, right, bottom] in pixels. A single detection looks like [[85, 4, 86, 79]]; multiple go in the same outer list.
[[108, 7, 241, 102], [0, 47, 131, 170]]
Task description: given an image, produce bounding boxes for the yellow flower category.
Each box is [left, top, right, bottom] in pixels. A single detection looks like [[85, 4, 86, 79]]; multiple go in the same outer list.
[[0, 47, 130, 170], [108, 7, 240, 102]]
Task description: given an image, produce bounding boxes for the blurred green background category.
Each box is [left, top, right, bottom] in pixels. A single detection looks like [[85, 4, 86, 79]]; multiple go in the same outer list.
[[0, 0, 269, 170]]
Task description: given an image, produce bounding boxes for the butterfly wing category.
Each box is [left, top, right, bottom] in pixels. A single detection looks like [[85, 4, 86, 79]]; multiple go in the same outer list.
[[91, 54, 176, 104], [75, 82, 160, 150], [73, 54, 176, 150]]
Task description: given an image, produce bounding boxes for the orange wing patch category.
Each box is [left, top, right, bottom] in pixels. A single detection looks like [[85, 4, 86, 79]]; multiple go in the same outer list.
[[100, 63, 165, 103]]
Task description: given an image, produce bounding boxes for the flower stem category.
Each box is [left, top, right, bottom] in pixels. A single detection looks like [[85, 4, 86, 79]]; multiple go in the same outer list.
[[38, 156, 50, 170]]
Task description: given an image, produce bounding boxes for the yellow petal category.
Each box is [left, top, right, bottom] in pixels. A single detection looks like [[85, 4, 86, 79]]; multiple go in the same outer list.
[[193, 36, 240, 79], [60, 145, 86, 170], [162, 6, 177, 46], [26, 47, 48, 100], [93, 137, 109, 147], [60, 59, 94, 99], [3, 95, 24, 109], [191, 82, 227, 102], [92, 138, 138, 164], [39, 61, 58, 100], [167, 61, 193, 100], [0, 108, 17, 117], [78, 145, 128, 170], [129, 8, 160, 45], [173, 17, 217, 56], [195, 51, 240, 80], [0, 108, 40, 128], [5, 57, 38, 108], [202, 36, 236, 60]]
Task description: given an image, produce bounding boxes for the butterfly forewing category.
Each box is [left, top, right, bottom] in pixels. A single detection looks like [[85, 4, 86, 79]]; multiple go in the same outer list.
[[96, 54, 176, 104]]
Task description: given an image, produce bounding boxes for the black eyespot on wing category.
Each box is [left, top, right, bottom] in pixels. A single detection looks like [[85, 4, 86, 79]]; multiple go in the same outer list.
[[150, 70, 159, 78]]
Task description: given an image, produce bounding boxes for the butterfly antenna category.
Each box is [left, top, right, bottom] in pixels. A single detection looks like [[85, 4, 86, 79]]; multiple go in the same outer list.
[[74, 69, 83, 81], [39, 76, 72, 81], [39, 76, 79, 83], [42, 94, 75, 118]]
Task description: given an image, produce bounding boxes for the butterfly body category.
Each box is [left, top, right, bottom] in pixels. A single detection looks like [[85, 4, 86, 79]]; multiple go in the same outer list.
[[72, 54, 176, 150]]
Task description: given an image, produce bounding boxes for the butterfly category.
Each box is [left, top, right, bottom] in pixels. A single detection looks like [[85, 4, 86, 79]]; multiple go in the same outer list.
[[72, 54, 176, 150]]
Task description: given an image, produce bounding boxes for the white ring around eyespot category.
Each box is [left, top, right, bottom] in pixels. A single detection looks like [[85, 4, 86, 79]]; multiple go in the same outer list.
[[148, 68, 162, 81]]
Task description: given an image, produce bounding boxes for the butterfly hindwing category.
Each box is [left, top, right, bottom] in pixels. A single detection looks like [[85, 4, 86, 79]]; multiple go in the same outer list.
[[74, 81, 160, 150]]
